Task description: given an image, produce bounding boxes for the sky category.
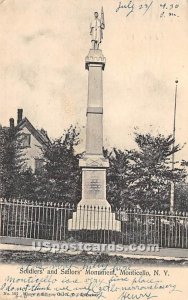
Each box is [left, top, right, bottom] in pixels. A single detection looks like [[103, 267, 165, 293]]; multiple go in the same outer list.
[[0, 0, 188, 162]]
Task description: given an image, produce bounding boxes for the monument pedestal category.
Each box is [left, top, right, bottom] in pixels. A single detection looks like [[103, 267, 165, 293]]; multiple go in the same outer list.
[[68, 49, 121, 232], [68, 156, 121, 231]]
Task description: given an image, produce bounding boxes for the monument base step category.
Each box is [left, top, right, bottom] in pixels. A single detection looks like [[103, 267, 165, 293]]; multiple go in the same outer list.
[[68, 204, 121, 232]]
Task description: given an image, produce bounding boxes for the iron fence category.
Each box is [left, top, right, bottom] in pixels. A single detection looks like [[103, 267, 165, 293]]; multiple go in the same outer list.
[[0, 198, 188, 248]]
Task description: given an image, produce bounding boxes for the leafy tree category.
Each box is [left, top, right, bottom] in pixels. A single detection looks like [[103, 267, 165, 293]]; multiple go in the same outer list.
[[1, 123, 187, 211], [0, 126, 30, 199], [131, 133, 186, 209], [106, 133, 187, 210], [105, 148, 135, 209], [35, 125, 82, 204], [175, 183, 188, 211]]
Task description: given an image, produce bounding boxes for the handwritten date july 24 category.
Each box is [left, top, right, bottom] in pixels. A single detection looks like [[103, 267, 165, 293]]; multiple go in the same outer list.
[[115, 1, 180, 18], [116, 1, 153, 17]]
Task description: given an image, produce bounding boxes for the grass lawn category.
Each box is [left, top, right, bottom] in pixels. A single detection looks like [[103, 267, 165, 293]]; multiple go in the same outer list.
[[0, 250, 188, 266]]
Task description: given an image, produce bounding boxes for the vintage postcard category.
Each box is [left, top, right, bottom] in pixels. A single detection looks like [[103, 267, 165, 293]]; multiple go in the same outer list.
[[0, 0, 188, 299]]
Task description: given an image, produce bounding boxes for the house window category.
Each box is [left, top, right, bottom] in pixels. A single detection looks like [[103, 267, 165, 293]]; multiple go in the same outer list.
[[35, 158, 44, 174], [22, 133, 31, 148]]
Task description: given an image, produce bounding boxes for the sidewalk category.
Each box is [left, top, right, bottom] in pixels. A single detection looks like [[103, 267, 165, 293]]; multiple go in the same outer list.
[[0, 236, 188, 261]]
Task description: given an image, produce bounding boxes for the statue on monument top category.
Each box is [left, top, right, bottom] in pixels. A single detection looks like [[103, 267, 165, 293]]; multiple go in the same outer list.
[[90, 7, 105, 50]]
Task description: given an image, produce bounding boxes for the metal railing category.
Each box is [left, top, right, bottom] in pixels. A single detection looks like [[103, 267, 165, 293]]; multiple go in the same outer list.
[[0, 198, 188, 248]]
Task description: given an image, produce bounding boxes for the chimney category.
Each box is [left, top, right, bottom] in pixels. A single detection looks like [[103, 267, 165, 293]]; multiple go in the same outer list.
[[9, 118, 14, 129], [17, 109, 23, 125]]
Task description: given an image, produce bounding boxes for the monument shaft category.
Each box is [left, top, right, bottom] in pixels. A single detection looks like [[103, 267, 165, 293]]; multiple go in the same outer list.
[[79, 49, 109, 207], [86, 51, 103, 155], [68, 13, 121, 231]]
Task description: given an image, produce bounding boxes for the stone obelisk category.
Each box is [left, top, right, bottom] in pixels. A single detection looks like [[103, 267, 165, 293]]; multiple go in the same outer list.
[[68, 9, 121, 231]]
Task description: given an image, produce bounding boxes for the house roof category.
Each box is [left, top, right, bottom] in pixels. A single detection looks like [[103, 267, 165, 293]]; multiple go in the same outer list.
[[16, 117, 51, 147]]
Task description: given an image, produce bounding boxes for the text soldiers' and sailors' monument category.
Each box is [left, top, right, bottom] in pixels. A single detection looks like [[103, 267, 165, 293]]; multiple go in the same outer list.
[[68, 9, 121, 231]]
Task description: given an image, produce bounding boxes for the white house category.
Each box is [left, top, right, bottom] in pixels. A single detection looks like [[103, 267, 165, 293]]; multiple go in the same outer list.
[[9, 109, 51, 173]]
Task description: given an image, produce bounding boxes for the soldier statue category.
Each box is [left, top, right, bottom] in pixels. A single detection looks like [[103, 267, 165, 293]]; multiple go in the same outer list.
[[90, 7, 105, 50]]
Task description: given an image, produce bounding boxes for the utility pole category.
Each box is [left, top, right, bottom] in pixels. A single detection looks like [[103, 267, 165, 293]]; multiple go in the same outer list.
[[170, 80, 178, 212]]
